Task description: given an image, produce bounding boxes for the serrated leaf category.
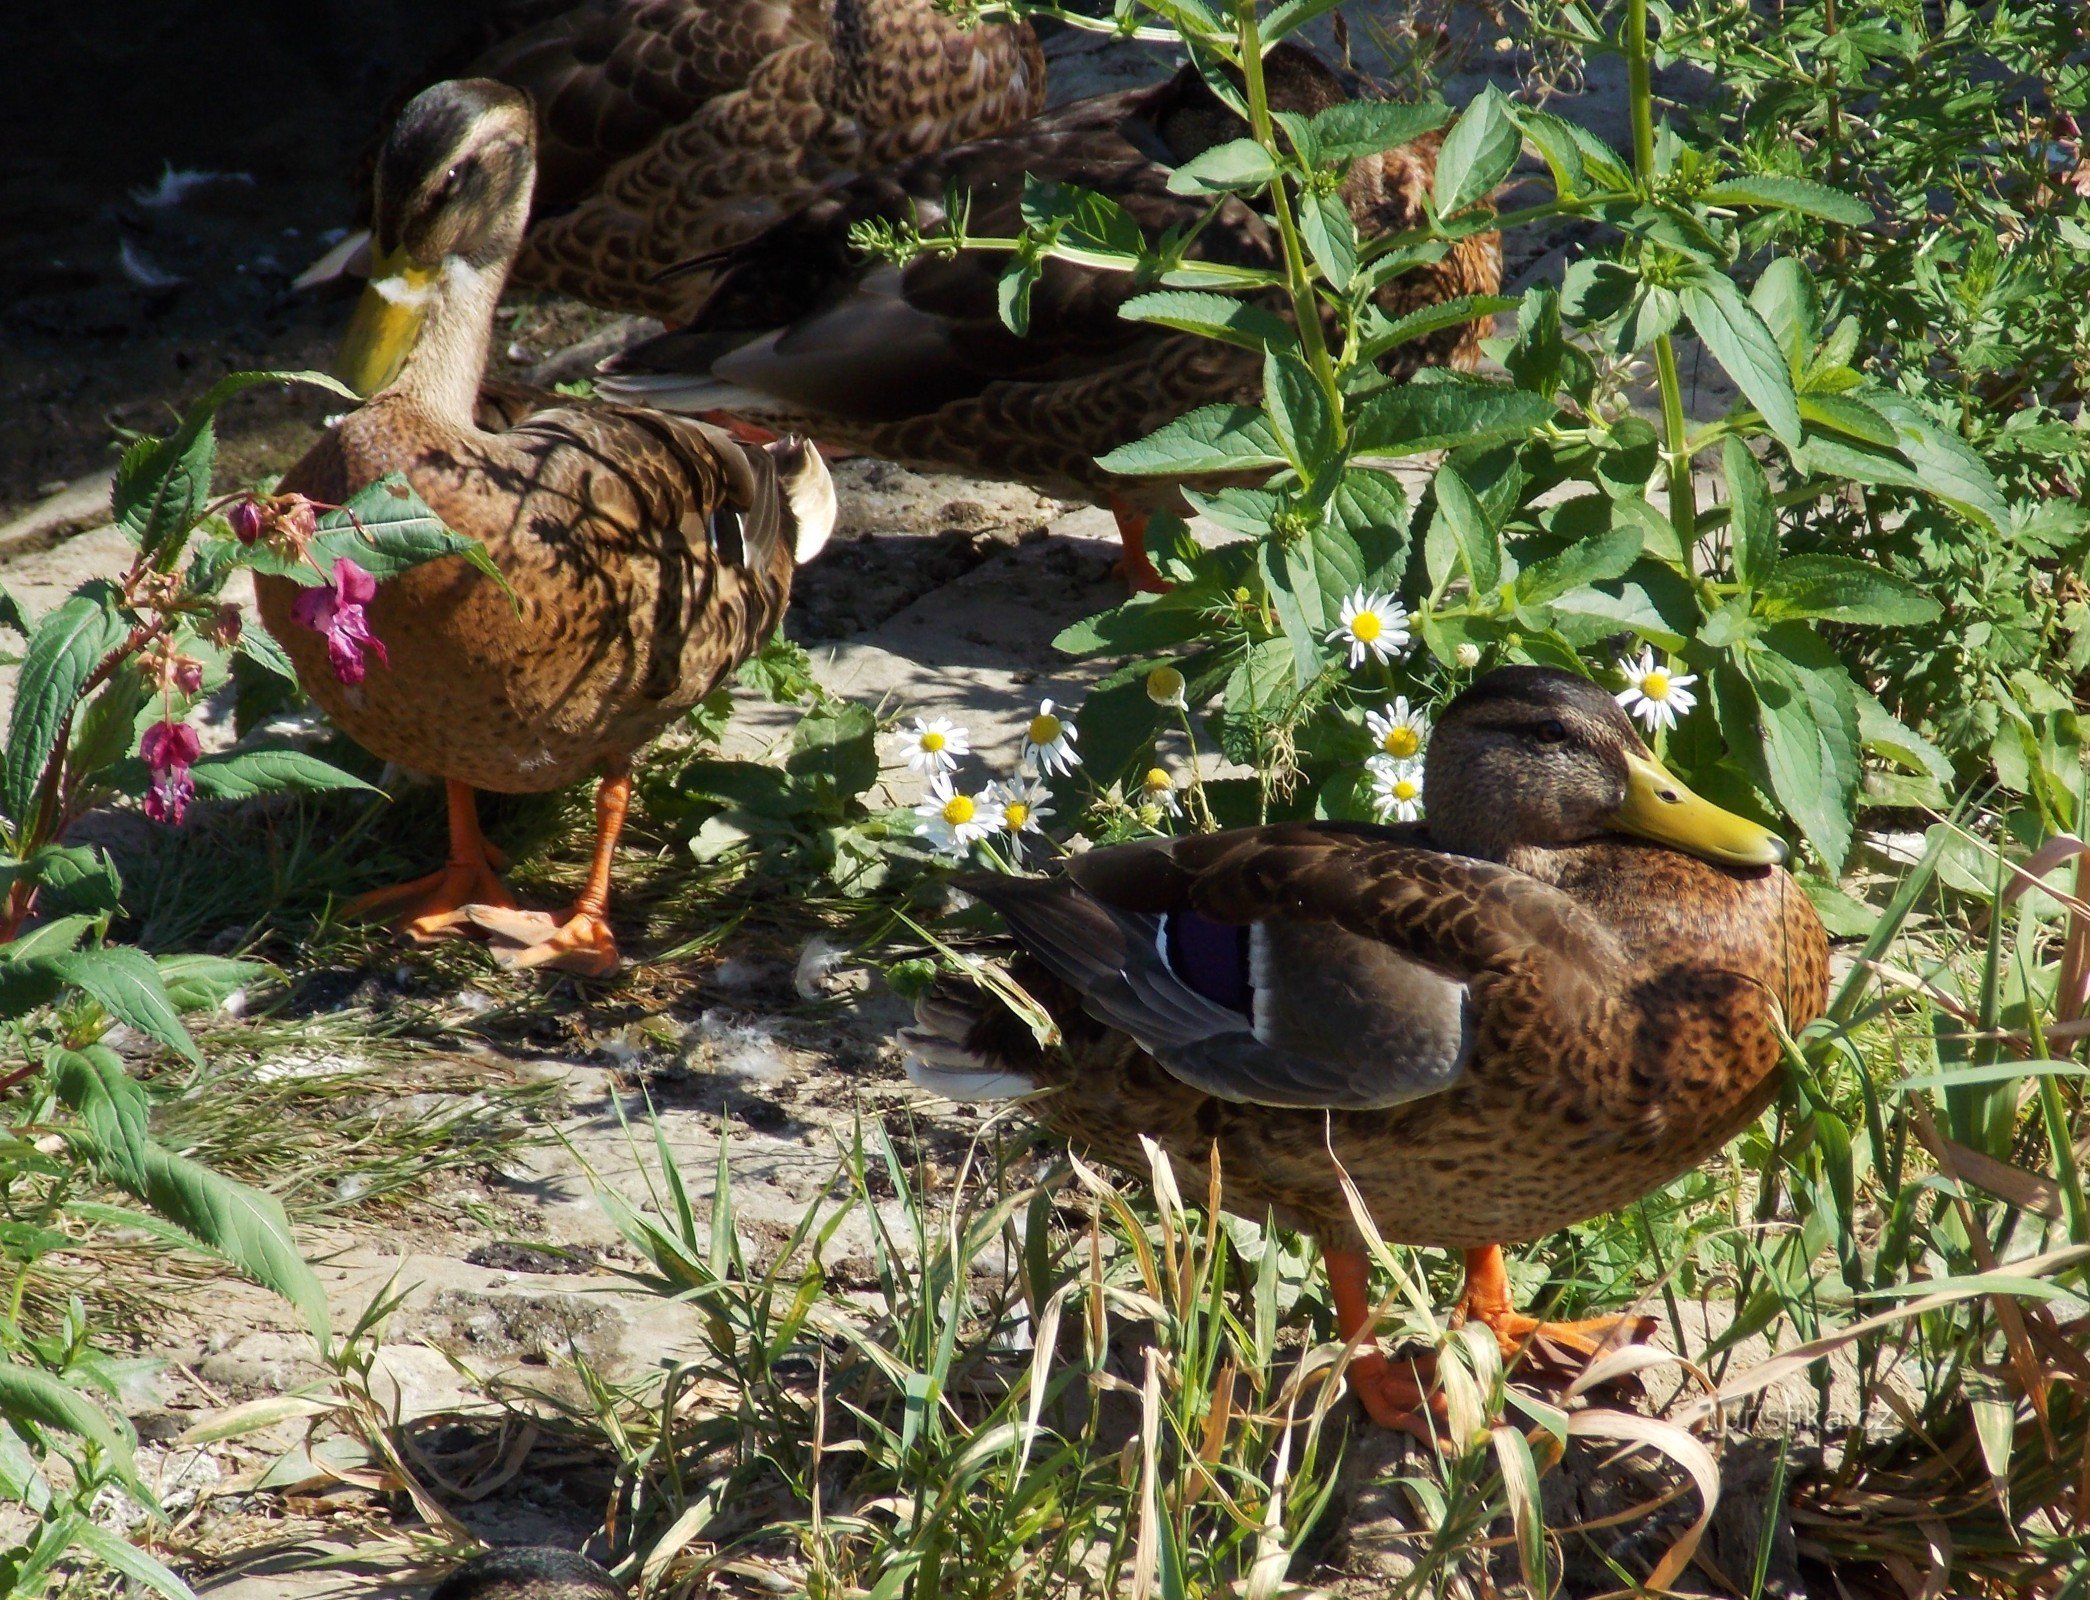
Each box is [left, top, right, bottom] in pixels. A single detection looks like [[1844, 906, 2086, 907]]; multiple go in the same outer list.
[[1433, 86, 1519, 216], [50, 1044, 153, 1191], [1723, 436, 1778, 589], [122, 1142, 330, 1346], [155, 954, 268, 1013], [250, 475, 499, 590], [1680, 270, 1803, 447], [1797, 392, 1897, 448], [1167, 138, 1279, 196], [1515, 518, 1642, 606], [1327, 469, 1411, 590], [114, 419, 215, 557], [1262, 350, 1336, 475], [0, 585, 30, 638], [235, 623, 299, 683], [1097, 405, 1286, 477], [1360, 294, 1517, 363], [1307, 100, 1450, 163], [1704, 175, 1870, 225], [0, 1363, 129, 1463], [1120, 290, 1290, 351], [1864, 394, 2010, 534], [44, 946, 199, 1063], [1856, 690, 1953, 783], [1352, 378, 1554, 457], [1053, 594, 1209, 658], [4, 582, 129, 826], [1512, 108, 1590, 197], [1433, 465, 1499, 593], [66, 1521, 199, 1600], [1741, 641, 1860, 872], [186, 748, 378, 801], [1298, 191, 1357, 290], [20, 843, 122, 916], [1749, 257, 1820, 372], [1759, 554, 1941, 625]]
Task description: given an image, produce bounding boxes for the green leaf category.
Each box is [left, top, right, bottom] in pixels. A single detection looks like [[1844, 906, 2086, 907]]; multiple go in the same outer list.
[[1511, 108, 1590, 197], [1053, 593, 1210, 658], [1167, 138, 1279, 196], [1262, 350, 1336, 476], [1298, 191, 1357, 290], [1351, 378, 1554, 457], [1749, 257, 1820, 372], [1307, 100, 1450, 163], [1266, 524, 1363, 686], [1432, 465, 1499, 594], [787, 700, 880, 807], [249, 475, 503, 592], [1703, 175, 1870, 226], [155, 954, 268, 1013], [186, 747, 379, 801], [1856, 690, 1953, 784], [1723, 436, 1778, 589], [1515, 519, 1642, 607], [44, 946, 199, 1064], [122, 1143, 331, 1346], [0, 585, 29, 639], [1864, 394, 2010, 534], [1759, 554, 1941, 625], [1097, 405, 1285, 477], [17, 843, 122, 916], [234, 623, 299, 683], [1119, 290, 1291, 352], [65, 1522, 199, 1600], [1797, 393, 1898, 449], [50, 1044, 153, 1190], [0, 1363, 129, 1462], [1260, 0, 1348, 44], [4, 582, 129, 826], [1326, 469, 1412, 590], [1359, 294, 1518, 363], [1433, 86, 1519, 216], [1679, 270, 1803, 447], [114, 419, 216, 557], [1737, 642, 1861, 872]]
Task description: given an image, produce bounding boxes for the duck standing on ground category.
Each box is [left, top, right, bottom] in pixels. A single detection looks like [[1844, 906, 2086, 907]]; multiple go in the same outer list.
[[257, 80, 835, 976], [596, 44, 1503, 589], [901, 668, 1828, 1433]]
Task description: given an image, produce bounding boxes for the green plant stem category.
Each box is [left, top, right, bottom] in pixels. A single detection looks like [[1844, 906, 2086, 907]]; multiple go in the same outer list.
[[1623, 0, 1697, 546], [1235, 1, 1342, 435]]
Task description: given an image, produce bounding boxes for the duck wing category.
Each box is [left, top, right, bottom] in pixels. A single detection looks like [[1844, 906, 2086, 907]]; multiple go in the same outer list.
[[957, 823, 1627, 1112]]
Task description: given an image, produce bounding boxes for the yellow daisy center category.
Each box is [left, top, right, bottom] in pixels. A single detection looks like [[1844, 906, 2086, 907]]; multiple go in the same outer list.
[[919, 729, 947, 752], [1143, 768, 1171, 794], [942, 794, 975, 826], [1028, 714, 1062, 746], [1005, 802, 1030, 829], [1393, 778, 1421, 802], [1381, 726, 1420, 758], [1350, 609, 1383, 643], [1641, 669, 1671, 700]]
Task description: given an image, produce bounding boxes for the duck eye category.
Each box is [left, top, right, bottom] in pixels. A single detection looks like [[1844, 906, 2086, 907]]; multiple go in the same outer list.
[[1533, 719, 1568, 744]]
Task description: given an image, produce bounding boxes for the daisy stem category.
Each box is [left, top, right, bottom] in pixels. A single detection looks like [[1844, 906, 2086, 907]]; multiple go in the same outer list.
[[1175, 707, 1218, 833]]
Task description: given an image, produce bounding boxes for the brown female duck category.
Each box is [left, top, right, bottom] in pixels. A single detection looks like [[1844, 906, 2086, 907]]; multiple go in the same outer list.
[[596, 44, 1502, 590], [319, 0, 1044, 327], [257, 80, 835, 976], [430, 1547, 621, 1598], [902, 668, 1828, 1432]]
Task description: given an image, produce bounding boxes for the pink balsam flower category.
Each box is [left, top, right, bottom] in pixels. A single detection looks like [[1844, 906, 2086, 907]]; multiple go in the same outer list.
[[291, 556, 389, 685], [141, 718, 201, 825]]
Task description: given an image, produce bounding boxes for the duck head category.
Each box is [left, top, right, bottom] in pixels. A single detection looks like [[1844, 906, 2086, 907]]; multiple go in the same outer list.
[[336, 79, 537, 397], [1421, 666, 1787, 869]]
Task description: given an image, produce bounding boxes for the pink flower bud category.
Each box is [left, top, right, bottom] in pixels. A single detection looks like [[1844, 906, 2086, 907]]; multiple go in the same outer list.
[[229, 497, 266, 545], [212, 603, 243, 648]]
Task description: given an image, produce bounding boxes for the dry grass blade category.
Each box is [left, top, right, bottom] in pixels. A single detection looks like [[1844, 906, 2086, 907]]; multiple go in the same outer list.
[[1564, 1408, 1721, 1592]]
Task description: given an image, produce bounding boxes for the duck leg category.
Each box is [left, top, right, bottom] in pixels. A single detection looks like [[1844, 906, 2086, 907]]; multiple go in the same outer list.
[[1107, 498, 1172, 594], [344, 779, 517, 941], [1326, 1250, 1444, 1443], [464, 767, 629, 977], [1453, 1245, 1657, 1376]]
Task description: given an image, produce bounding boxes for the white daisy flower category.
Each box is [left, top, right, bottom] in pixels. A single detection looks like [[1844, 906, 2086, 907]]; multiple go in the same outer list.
[[915, 775, 1005, 857], [1140, 766, 1182, 818], [1369, 756, 1426, 822], [1615, 647, 1699, 733], [1328, 588, 1411, 669], [986, 775, 1054, 863], [1022, 699, 1081, 776], [900, 715, 970, 776], [1146, 665, 1188, 710], [1364, 695, 1430, 762]]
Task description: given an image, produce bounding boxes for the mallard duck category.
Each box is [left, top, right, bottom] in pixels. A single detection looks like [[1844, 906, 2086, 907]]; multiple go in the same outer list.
[[431, 1547, 621, 1598], [596, 44, 1503, 589], [309, 0, 1045, 323], [256, 80, 835, 976], [901, 667, 1828, 1432]]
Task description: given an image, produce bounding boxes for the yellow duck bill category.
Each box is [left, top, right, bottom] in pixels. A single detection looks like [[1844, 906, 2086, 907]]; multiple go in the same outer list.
[[1609, 752, 1788, 867], [334, 249, 440, 397]]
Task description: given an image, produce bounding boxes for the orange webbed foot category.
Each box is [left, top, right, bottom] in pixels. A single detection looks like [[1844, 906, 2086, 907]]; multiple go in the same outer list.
[[1343, 1349, 1448, 1444], [1455, 1245, 1657, 1383], [344, 857, 518, 943], [462, 905, 621, 978], [1108, 499, 1173, 594]]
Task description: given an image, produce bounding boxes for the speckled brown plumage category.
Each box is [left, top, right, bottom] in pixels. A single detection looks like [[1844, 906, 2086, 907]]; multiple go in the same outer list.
[[465, 0, 1045, 320], [908, 669, 1829, 1255], [597, 45, 1503, 513], [254, 392, 795, 795]]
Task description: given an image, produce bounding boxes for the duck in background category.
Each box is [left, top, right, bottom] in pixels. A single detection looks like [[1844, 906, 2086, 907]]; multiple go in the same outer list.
[[429, 1546, 621, 1598], [257, 80, 834, 976], [304, 0, 1044, 325], [596, 44, 1503, 590], [901, 668, 1828, 1434]]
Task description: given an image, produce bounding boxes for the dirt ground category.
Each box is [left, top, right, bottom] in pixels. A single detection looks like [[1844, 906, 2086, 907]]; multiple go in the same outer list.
[[0, 8, 1791, 1596]]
